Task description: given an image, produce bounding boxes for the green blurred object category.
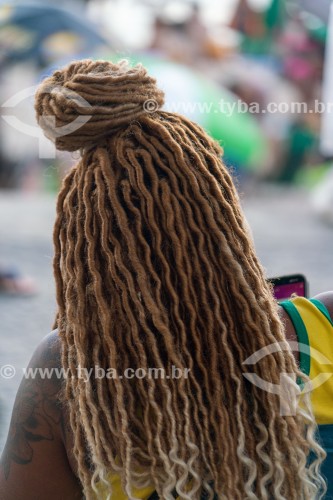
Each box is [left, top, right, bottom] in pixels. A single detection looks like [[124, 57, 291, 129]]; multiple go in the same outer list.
[[266, 0, 285, 31], [309, 24, 327, 43], [295, 163, 332, 187], [42, 163, 60, 193], [278, 121, 316, 183], [100, 53, 268, 171], [234, 0, 286, 55], [302, 15, 327, 43]]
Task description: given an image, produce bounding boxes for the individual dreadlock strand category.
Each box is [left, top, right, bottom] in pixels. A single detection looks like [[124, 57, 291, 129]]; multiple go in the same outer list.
[[52, 167, 77, 322]]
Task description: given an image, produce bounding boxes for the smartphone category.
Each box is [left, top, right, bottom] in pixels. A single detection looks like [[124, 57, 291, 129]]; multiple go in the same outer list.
[[268, 274, 308, 303]]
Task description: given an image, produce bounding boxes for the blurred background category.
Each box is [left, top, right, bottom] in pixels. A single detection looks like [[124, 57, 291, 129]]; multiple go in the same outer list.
[[0, 0, 333, 448]]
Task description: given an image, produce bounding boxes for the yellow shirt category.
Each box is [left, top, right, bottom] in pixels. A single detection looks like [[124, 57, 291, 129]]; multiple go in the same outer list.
[[280, 297, 333, 499], [280, 297, 333, 424]]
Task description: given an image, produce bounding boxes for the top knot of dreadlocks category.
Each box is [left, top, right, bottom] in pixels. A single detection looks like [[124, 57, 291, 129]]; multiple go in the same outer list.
[[34, 59, 165, 152]]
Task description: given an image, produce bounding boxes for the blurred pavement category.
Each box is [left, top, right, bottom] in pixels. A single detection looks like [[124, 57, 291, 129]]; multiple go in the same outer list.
[[0, 184, 332, 450]]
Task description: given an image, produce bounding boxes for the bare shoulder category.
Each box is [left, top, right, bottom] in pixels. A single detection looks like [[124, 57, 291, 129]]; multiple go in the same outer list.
[[26, 329, 63, 391], [0, 330, 82, 500], [1, 329, 63, 471], [32, 329, 62, 363]]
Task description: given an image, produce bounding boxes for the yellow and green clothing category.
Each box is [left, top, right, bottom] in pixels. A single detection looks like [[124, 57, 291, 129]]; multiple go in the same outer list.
[[280, 297, 333, 498]]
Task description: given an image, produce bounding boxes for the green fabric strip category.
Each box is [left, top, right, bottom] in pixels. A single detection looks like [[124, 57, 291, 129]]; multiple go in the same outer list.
[[280, 300, 311, 378], [310, 299, 333, 328]]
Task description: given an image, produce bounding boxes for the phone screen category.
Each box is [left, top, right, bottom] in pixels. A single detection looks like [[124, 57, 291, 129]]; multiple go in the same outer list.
[[273, 282, 306, 302], [269, 275, 307, 303]]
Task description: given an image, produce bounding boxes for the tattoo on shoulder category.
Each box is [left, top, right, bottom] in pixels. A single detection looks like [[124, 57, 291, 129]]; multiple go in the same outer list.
[[0, 332, 64, 479]]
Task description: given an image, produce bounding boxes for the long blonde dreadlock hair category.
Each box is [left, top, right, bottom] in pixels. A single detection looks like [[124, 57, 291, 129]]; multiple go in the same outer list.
[[35, 59, 326, 500]]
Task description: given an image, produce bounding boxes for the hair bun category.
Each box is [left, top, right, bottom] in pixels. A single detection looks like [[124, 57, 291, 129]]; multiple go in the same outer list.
[[35, 59, 165, 152]]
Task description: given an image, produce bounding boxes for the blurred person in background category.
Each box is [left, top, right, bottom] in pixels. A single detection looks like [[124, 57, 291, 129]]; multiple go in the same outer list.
[[0, 265, 36, 296], [230, 0, 285, 59]]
